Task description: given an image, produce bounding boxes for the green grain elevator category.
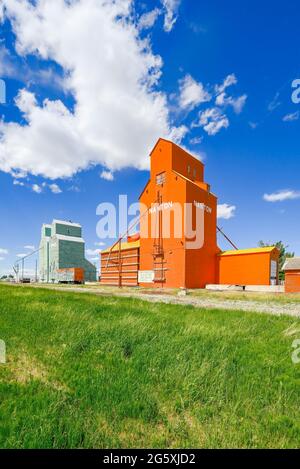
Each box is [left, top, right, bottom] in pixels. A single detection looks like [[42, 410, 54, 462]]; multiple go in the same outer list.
[[39, 220, 97, 283]]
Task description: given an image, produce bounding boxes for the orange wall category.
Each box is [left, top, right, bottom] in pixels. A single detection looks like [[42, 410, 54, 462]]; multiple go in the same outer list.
[[171, 143, 204, 183], [185, 178, 218, 288], [218, 251, 279, 286], [139, 164, 186, 288], [149, 139, 173, 180], [285, 271, 300, 293]]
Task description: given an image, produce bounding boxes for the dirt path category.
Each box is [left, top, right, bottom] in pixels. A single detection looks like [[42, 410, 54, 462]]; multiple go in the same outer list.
[[26, 284, 300, 318]]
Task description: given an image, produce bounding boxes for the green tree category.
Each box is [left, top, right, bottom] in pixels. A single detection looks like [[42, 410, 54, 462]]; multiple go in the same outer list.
[[258, 241, 294, 280]]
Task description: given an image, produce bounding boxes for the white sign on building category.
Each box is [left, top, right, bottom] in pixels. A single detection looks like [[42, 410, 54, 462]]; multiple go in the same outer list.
[[138, 270, 154, 283]]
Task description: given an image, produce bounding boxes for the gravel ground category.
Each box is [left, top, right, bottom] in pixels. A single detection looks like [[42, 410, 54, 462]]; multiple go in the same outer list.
[[26, 284, 300, 318]]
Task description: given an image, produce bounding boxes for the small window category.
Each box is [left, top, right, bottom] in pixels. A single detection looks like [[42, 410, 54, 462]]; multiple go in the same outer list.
[[156, 172, 166, 185], [193, 168, 196, 178], [187, 165, 191, 174]]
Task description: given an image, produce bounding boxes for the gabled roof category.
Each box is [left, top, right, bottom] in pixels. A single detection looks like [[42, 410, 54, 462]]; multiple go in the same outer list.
[[219, 246, 277, 257], [282, 257, 300, 271], [149, 138, 203, 164], [53, 219, 81, 227], [149, 138, 173, 155]]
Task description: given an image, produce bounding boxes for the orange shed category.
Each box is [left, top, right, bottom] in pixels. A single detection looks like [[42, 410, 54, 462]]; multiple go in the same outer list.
[[57, 267, 84, 284], [218, 247, 280, 286], [283, 258, 300, 293]]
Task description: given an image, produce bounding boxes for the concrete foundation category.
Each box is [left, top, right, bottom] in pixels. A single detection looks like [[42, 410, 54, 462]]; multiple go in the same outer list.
[[206, 284, 285, 293]]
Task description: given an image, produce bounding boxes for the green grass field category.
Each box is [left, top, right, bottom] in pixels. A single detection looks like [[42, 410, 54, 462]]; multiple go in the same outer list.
[[1, 284, 300, 449]]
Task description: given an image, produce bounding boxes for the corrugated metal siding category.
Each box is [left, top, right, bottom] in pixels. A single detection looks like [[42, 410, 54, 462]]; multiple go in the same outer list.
[[54, 223, 82, 238], [39, 238, 50, 282], [285, 272, 300, 293], [101, 247, 139, 286]]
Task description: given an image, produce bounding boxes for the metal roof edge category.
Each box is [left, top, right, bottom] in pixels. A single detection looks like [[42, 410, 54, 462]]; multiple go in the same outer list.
[[219, 246, 277, 257]]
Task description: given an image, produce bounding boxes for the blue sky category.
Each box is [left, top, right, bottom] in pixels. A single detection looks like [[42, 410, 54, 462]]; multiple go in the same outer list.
[[0, 0, 300, 276]]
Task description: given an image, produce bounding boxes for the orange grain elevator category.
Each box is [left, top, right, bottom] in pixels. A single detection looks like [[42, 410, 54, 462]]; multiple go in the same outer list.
[[139, 138, 219, 289]]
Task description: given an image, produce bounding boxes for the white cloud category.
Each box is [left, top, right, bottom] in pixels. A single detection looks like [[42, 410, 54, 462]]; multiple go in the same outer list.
[[263, 190, 300, 202], [0, 44, 17, 77], [268, 92, 281, 112], [283, 111, 300, 122], [179, 72, 246, 137], [215, 74, 246, 114], [215, 74, 237, 94], [17, 253, 27, 258], [13, 179, 25, 186], [32, 183, 42, 193], [86, 248, 101, 256], [195, 107, 229, 136], [17, 180, 62, 193], [179, 74, 211, 110], [0, 0, 184, 180], [0, 248, 8, 255], [100, 170, 114, 181], [161, 0, 181, 32], [139, 8, 161, 30], [68, 185, 80, 193], [89, 256, 100, 262], [24, 245, 35, 250], [217, 204, 236, 220], [216, 92, 247, 114], [188, 22, 206, 35], [249, 121, 258, 129], [168, 124, 188, 142], [190, 136, 203, 145], [230, 94, 247, 114], [215, 92, 226, 107], [49, 183, 62, 193], [0, 44, 65, 91], [94, 241, 106, 247], [0, 257, 4, 261]]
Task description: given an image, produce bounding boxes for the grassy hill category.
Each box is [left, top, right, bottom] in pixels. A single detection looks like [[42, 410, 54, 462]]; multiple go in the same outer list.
[[0, 284, 300, 448]]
